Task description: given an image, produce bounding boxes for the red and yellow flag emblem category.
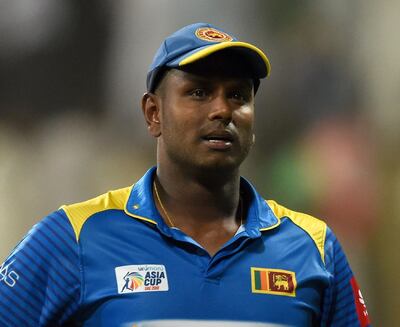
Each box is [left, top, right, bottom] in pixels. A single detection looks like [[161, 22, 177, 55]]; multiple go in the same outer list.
[[251, 267, 296, 297]]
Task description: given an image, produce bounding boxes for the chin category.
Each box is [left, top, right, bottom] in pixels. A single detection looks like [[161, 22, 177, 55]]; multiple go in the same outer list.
[[195, 148, 250, 171], [196, 157, 244, 173], [167, 145, 250, 174]]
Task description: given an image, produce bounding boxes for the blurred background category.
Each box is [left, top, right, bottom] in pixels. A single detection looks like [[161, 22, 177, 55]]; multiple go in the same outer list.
[[0, 0, 399, 324]]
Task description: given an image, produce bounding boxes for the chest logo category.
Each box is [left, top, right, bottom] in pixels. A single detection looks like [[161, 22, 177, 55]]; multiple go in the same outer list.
[[251, 267, 296, 297], [115, 264, 169, 294]]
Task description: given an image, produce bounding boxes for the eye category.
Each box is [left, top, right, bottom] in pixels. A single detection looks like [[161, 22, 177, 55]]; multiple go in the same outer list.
[[230, 90, 248, 103], [189, 89, 208, 99]]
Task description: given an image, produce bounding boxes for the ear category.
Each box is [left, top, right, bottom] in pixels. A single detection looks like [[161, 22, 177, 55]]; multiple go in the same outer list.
[[142, 92, 161, 137]]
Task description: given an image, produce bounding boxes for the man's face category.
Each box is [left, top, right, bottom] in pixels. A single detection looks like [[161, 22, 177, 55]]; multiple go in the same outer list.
[[150, 59, 256, 172]]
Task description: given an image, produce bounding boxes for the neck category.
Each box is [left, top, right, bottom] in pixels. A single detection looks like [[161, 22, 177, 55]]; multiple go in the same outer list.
[[155, 162, 241, 226]]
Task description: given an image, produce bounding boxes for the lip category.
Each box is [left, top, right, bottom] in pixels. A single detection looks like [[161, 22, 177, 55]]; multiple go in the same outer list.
[[201, 130, 236, 150]]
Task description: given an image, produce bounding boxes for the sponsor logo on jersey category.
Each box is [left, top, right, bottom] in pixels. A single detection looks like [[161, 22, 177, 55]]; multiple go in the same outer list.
[[115, 264, 168, 294], [350, 277, 370, 327], [0, 259, 19, 288], [251, 267, 296, 297], [195, 27, 233, 43]]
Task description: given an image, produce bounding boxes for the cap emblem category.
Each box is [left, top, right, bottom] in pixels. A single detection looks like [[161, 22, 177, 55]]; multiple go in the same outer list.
[[195, 27, 233, 43]]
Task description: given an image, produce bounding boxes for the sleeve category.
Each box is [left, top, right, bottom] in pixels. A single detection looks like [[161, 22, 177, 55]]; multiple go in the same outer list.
[[0, 209, 81, 326], [320, 227, 371, 327]]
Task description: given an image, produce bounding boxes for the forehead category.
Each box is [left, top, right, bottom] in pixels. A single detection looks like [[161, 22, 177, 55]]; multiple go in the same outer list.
[[159, 51, 256, 91], [163, 69, 254, 91]]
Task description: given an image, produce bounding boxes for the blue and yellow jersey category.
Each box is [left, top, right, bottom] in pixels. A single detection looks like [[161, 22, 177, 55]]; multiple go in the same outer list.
[[0, 167, 371, 326]]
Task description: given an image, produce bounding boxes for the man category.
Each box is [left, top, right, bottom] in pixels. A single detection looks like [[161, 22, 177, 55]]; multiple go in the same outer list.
[[0, 23, 370, 326]]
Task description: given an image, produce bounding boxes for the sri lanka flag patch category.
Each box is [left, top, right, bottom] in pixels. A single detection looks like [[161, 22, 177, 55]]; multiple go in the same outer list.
[[251, 267, 296, 297]]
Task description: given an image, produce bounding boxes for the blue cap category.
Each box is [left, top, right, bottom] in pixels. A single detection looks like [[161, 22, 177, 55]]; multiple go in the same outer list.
[[146, 22, 271, 92]]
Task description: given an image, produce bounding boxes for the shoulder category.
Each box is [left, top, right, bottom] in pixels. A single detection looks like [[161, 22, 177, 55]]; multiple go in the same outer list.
[[0, 210, 81, 325], [60, 186, 133, 242], [266, 200, 327, 264]]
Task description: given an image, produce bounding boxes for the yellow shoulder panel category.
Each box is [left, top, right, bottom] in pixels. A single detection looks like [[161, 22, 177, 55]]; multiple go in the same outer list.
[[267, 200, 327, 264], [60, 186, 132, 242]]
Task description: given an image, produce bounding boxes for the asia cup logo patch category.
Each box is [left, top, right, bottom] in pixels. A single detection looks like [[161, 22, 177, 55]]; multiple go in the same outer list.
[[121, 272, 144, 292], [115, 264, 168, 294], [195, 27, 233, 42], [251, 267, 296, 297]]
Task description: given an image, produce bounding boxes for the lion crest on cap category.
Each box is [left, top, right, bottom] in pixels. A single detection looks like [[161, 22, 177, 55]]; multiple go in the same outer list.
[[195, 27, 233, 42]]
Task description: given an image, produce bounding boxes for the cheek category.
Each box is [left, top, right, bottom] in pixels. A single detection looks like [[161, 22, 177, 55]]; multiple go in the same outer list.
[[160, 106, 198, 140], [234, 106, 254, 129]]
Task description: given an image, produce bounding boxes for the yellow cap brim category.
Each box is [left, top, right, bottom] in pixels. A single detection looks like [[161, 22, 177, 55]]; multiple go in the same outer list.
[[178, 41, 271, 77]]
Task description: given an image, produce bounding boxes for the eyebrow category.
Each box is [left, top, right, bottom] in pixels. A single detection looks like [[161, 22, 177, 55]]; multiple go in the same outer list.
[[176, 70, 253, 89]]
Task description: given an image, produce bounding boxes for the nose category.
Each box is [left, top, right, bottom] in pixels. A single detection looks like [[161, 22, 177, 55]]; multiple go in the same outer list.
[[207, 92, 233, 124]]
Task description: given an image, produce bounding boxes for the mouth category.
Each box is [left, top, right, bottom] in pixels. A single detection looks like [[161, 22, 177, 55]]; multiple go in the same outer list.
[[201, 131, 235, 150]]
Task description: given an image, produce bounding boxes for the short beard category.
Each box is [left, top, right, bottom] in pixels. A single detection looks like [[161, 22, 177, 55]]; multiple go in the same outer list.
[[162, 137, 252, 184]]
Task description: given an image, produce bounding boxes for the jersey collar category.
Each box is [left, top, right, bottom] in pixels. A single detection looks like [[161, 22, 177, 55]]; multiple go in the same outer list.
[[125, 166, 280, 237]]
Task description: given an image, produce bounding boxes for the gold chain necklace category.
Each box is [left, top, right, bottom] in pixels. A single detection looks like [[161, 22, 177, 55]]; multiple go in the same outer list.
[[153, 180, 243, 228], [153, 180, 175, 227]]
